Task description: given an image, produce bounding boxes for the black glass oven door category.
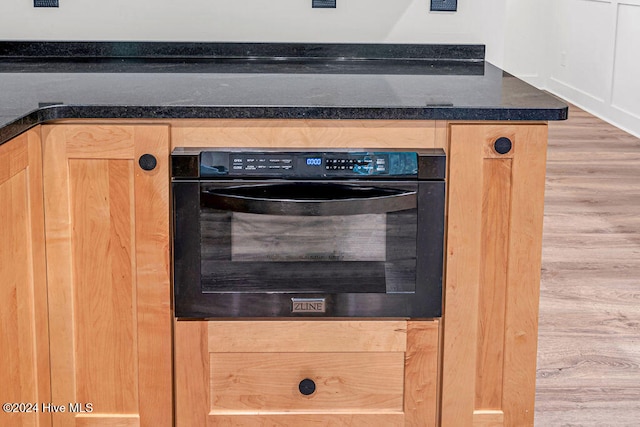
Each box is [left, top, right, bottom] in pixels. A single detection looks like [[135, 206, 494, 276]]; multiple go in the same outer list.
[[198, 181, 418, 295]]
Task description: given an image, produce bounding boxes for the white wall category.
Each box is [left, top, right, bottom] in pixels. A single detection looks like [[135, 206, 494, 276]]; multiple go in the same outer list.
[[503, 0, 547, 88], [504, 0, 640, 138], [0, 0, 506, 65]]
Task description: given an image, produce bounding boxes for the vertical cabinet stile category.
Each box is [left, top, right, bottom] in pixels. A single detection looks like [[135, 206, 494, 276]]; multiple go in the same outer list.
[[0, 128, 51, 427]]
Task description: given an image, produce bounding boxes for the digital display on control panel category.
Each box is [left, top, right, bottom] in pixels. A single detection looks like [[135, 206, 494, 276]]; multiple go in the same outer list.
[[306, 157, 322, 166]]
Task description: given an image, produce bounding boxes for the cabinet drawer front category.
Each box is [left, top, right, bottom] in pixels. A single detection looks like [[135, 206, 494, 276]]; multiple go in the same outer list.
[[176, 320, 439, 427], [210, 352, 405, 412]]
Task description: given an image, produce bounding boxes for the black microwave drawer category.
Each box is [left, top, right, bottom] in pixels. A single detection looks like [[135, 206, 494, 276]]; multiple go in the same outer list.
[[171, 150, 445, 319]]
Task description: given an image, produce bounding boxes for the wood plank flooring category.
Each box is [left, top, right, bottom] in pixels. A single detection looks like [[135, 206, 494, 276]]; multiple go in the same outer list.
[[535, 104, 640, 426]]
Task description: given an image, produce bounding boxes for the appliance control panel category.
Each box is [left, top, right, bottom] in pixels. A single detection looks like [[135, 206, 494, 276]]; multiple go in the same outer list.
[[197, 151, 419, 178]]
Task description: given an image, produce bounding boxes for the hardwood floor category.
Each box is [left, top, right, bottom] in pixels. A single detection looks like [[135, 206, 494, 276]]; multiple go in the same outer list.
[[535, 104, 640, 426]]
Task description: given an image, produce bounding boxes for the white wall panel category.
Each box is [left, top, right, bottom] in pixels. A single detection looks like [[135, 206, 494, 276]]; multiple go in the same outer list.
[[611, 4, 640, 120], [549, 0, 614, 102], [503, 0, 547, 87]]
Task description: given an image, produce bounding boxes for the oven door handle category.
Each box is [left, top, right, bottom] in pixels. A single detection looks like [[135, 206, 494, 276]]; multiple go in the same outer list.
[[200, 183, 417, 216]]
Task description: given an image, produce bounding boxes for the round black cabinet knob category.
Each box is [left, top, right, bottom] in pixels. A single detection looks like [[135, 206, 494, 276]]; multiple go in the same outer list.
[[298, 378, 316, 396], [138, 154, 157, 171], [494, 137, 513, 155]]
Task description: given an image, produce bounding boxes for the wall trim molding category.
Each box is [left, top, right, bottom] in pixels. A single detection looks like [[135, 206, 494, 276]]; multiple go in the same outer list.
[[547, 77, 605, 104], [611, 104, 640, 122]]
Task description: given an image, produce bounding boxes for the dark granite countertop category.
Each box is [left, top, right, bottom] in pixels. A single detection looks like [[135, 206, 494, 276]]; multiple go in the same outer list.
[[0, 42, 568, 145]]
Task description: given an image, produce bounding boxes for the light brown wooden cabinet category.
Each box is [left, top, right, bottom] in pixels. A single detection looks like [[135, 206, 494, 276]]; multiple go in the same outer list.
[[0, 128, 51, 427], [39, 124, 173, 427], [1, 120, 548, 427]]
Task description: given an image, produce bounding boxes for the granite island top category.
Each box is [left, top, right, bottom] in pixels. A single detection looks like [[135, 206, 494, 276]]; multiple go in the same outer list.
[[0, 42, 568, 145]]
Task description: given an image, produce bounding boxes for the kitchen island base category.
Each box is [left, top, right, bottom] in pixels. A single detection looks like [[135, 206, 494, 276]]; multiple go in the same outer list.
[[0, 120, 547, 426]]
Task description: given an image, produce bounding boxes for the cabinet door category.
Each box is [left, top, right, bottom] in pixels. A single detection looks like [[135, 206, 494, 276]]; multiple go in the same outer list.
[[42, 125, 171, 427], [441, 124, 547, 427], [0, 129, 51, 427]]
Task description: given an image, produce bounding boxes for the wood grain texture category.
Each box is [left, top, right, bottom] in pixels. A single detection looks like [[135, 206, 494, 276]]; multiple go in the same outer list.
[[535, 104, 640, 426], [41, 125, 76, 427], [205, 413, 404, 426], [0, 132, 28, 185], [473, 410, 504, 427], [434, 121, 449, 154], [207, 320, 407, 353], [132, 126, 172, 427], [42, 125, 171, 427], [74, 415, 140, 427], [404, 321, 439, 427], [210, 352, 405, 411], [174, 321, 210, 427], [69, 158, 138, 412], [440, 125, 484, 426], [441, 124, 547, 427], [64, 125, 135, 159], [476, 159, 511, 410], [171, 119, 436, 149], [0, 129, 51, 427], [501, 125, 547, 427]]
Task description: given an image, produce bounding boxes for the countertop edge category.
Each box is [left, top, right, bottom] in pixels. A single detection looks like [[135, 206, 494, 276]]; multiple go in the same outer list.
[[0, 104, 568, 147]]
